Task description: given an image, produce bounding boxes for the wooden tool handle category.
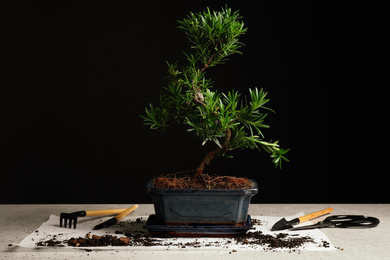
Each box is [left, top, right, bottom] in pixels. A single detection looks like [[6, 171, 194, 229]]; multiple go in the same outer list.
[[115, 204, 139, 221], [85, 208, 128, 217], [298, 207, 333, 223]]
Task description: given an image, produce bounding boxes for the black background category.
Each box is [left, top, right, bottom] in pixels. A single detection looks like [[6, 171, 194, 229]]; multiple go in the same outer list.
[[1, 1, 387, 203]]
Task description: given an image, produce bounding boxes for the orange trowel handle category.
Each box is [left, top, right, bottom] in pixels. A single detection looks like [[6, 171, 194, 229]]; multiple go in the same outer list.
[[114, 204, 138, 222], [298, 207, 333, 224]]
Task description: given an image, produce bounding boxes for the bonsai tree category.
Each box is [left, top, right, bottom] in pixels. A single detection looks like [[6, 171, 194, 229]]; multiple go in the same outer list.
[[141, 6, 289, 182]]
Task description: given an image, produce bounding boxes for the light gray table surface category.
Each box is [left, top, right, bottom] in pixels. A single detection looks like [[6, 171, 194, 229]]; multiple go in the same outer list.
[[1, 204, 389, 259]]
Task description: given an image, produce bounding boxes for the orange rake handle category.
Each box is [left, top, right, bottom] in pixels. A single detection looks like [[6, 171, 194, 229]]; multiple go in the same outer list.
[[84, 208, 129, 217]]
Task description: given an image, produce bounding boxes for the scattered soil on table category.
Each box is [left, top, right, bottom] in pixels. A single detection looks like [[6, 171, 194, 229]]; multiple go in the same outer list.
[[153, 174, 252, 190], [35, 218, 326, 252], [68, 234, 131, 247], [37, 230, 315, 251], [234, 231, 315, 251], [250, 218, 264, 226], [68, 234, 165, 247], [36, 235, 64, 247]]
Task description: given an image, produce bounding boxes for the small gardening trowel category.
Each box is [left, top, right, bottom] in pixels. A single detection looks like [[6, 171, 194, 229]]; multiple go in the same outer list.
[[271, 207, 333, 231]]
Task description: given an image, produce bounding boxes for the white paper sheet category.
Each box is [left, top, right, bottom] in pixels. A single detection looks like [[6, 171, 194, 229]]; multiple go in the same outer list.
[[17, 212, 335, 251]]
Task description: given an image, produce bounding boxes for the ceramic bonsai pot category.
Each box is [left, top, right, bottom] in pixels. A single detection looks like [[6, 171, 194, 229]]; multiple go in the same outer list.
[[145, 179, 258, 225]]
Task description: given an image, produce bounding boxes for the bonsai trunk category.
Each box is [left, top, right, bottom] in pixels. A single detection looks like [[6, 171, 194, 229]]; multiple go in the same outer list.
[[194, 129, 231, 178]]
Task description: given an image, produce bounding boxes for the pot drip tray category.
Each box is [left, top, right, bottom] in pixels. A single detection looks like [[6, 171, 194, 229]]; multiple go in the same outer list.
[[143, 214, 252, 237]]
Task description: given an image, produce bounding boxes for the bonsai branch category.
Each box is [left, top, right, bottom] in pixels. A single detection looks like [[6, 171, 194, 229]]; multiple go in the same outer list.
[[192, 55, 215, 107], [194, 129, 231, 178], [200, 53, 216, 73]]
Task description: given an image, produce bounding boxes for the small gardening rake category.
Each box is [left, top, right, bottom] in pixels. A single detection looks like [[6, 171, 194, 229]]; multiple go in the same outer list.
[[60, 205, 137, 229]]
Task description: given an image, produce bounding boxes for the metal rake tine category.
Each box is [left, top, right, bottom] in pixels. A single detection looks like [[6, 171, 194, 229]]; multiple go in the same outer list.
[[73, 217, 78, 229], [60, 214, 63, 227], [60, 213, 67, 227]]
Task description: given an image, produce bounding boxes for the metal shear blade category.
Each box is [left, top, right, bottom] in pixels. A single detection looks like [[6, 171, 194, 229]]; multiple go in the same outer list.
[[289, 215, 380, 231]]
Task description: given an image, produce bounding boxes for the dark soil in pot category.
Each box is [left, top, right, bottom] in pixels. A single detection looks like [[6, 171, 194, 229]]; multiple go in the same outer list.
[[153, 174, 252, 190]]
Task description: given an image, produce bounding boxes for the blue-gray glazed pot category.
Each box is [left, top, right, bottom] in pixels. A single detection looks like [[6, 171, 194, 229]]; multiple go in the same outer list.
[[145, 179, 258, 224]]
